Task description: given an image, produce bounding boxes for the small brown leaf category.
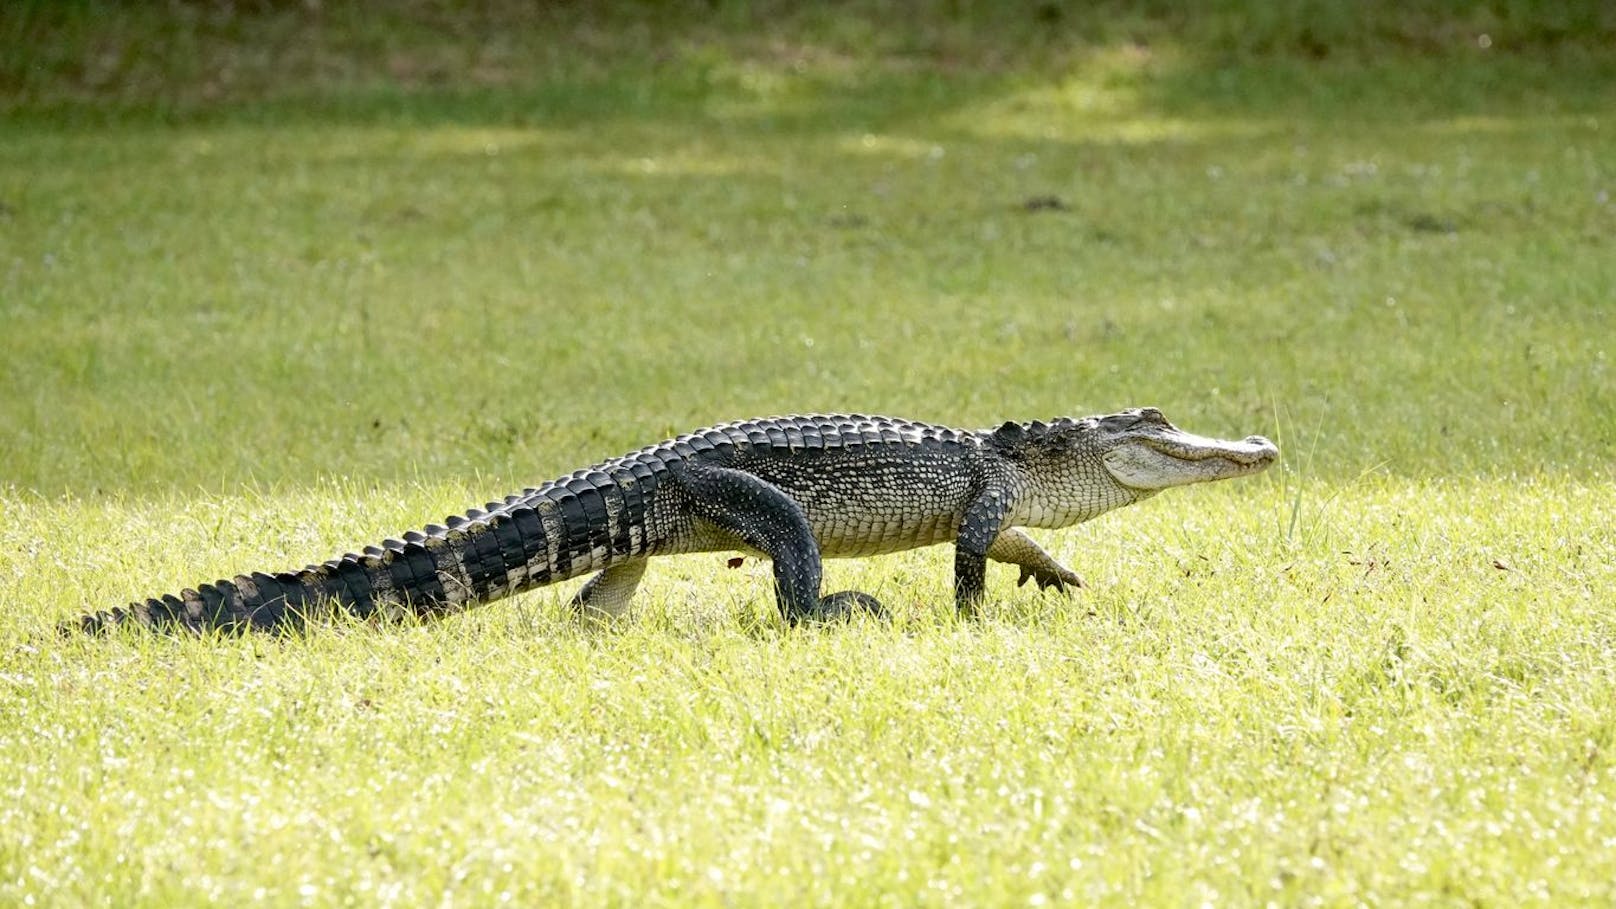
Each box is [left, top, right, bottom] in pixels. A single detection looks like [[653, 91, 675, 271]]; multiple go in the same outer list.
[[727, 557, 745, 569], [1492, 559, 1511, 571]]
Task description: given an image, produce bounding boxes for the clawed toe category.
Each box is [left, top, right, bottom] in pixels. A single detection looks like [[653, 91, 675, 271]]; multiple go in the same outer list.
[[1017, 567, 1086, 595]]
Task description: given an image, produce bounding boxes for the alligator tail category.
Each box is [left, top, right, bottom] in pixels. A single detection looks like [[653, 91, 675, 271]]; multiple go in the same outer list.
[[71, 464, 659, 635]]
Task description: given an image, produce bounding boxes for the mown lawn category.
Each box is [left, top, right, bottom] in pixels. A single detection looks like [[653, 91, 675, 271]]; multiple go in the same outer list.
[[2, 2, 1614, 905]]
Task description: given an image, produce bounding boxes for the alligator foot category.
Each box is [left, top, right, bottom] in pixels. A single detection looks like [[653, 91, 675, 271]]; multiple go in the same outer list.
[[794, 590, 885, 623], [1016, 564, 1086, 594]]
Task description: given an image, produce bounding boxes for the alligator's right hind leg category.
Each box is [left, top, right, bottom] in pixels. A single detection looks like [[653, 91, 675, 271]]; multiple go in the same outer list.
[[672, 462, 883, 623], [571, 559, 648, 618]]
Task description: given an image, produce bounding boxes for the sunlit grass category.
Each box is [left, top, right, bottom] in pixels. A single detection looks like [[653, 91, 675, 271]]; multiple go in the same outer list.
[[3, 2, 1615, 904], [3, 476, 1615, 904]]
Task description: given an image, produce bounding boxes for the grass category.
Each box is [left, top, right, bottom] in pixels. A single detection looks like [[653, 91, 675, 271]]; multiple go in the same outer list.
[[3, 2, 1615, 904]]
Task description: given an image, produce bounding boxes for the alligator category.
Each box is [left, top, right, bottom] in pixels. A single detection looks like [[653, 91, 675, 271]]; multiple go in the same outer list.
[[71, 408, 1278, 634]]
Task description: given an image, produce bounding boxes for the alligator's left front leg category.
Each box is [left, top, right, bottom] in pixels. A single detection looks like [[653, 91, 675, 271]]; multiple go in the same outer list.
[[988, 528, 1085, 593], [955, 485, 1017, 611]]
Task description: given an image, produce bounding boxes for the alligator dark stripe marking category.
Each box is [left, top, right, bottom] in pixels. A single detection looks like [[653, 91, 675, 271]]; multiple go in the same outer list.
[[583, 473, 622, 559], [276, 570, 312, 626], [403, 542, 446, 609], [511, 505, 548, 585], [567, 478, 610, 567], [629, 460, 656, 487], [247, 572, 284, 615], [244, 573, 286, 628], [477, 521, 511, 596], [332, 557, 370, 613], [491, 516, 526, 584], [385, 549, 419, 608], [549, 489, 589, 576], [277, 569, 307, 601], [197, 583, 228, 625], [211, 580, 241, 625]]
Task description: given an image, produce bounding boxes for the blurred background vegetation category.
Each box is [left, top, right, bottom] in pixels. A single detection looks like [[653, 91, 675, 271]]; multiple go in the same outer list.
[[2, 2, 1611, 494], [6, 0, 1613, 110]]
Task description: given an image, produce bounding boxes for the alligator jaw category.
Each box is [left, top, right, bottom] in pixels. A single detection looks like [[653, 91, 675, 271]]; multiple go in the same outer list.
[[1101, 427, 1279, 491]]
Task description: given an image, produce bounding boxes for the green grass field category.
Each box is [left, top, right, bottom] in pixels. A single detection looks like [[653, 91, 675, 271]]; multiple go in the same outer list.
[[3, 2, 1615, 904]]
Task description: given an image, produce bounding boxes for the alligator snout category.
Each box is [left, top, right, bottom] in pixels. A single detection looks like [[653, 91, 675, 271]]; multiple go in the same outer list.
[[1234, 436, 1281, 465]]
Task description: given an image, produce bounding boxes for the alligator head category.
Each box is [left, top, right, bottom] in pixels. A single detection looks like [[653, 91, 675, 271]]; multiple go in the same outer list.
[[1093, 407, 1278, 490], [998, 407, 1279, 527]]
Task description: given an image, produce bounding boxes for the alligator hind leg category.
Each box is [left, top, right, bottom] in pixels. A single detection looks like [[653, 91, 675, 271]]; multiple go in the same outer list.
[[988, 528, 1086, 593], [672, 463, 882, 623], [571, 559, 648, 618]]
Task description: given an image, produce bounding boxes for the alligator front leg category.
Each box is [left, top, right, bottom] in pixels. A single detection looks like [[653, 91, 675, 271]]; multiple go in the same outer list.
[[673, 463, 883, 623], [955, 485, 1017, 611], [988, 528, 1085, 593]]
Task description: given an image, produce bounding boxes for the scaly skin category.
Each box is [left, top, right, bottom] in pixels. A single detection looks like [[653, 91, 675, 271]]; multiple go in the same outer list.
[[71, 408, 1278, 634]]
